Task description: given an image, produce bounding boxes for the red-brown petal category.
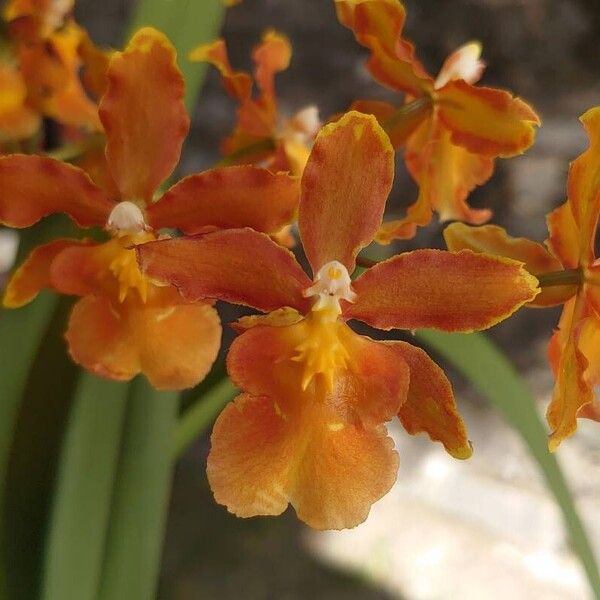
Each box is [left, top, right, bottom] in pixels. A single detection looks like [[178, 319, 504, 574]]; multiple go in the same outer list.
[[299, 111, 394, 275], [345, 249, 539, 332], [390, 341, 472, 458], [146, 166, 299, 235], [136, 228, 312, 313], [65, 294, 221, 390], [444, 222, 576, 307], [3, 238, 94, 308], [100, 27, 189, 203], [0, 155, 113, 228], [436, 80, 540, 157]]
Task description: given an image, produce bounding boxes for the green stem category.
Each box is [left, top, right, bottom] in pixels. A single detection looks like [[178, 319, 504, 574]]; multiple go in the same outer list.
[[381, 96, 432, 135], [537, 268, 582, 287], [173, 378, 238, 459]]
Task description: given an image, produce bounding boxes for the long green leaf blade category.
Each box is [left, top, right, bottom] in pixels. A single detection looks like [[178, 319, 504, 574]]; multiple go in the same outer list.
[[128, 0, 225, 110], [41, 374, 128, 600], [98, 379, 178, 600], [173, 377, 237, 459], [416, 329, 600, 595]]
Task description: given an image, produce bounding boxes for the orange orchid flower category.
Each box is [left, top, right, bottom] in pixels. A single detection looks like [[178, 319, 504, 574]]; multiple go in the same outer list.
[[0, 57, 41, 151], [137, 111, 539, 529], [335, 0, 540, 241], [189, 30, 321, 176], [3, 0, 74, 40], [445, 107, 600, 451], [4, 0, 108, 132], [1, 27, 301, 390]]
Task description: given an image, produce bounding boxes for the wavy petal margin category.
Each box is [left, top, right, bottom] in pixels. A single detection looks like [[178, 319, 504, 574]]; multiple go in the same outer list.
[[0, 155, 113, 228], [436, 80, 540, 157], [100, 27, 189, 203], [299, 111, 394, 275], [444, 222, 575, 307], [137, 228, 312, 313], [345, 249, 539, 332], [147, 166, 299, 235]]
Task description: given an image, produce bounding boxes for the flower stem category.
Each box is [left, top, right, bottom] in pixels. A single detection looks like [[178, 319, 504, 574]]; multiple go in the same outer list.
[[537, 268, 582, 287], [216, 137, 276, 167]]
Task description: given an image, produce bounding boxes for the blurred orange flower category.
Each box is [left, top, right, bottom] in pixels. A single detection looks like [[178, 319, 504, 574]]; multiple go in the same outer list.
[[445, 107, 600, 450], [138, 111, 539, 528], [336, 0, 540, 241], [190, 30, 321, 176], [1, 27, 300, 389], [0, 58, 41, 150]]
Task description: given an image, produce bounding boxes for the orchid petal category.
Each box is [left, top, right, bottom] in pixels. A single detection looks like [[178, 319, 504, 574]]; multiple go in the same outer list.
[[299, 111, 394, 275], [345, 249, 539, 332]]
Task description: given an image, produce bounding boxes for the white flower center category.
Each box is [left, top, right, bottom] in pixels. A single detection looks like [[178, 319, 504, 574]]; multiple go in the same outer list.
[[303, 260, 356, 315], [106, 201, 147, 234]]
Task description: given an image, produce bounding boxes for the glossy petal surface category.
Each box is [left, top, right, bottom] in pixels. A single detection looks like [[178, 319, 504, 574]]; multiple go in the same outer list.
[[137, 228, 312, 313], [100, 27, 189, 203], [299, 111, 394, 275], [0, 155, 113, 228], [346, 249, 539, 332], [147, 166, 299, 234]]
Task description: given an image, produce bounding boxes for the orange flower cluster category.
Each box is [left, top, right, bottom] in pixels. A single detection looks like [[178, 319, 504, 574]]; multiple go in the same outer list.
[[190, 30, 320, 176], [446, 108, 600, 451], [0, 0, 596, 528], [335, 0, 540, 241], [0, 0, 107, 151]]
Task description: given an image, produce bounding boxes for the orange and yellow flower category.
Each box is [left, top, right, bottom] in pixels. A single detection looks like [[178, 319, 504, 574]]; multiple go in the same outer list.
[[3, 0, 108, 133], [335, 0, 540, 241], [445, 107, 600, 450], [190, 30, 321, 176], [0, 57, 41, 150], [1, 27, 300, 390], [137, 111, 539, 528]]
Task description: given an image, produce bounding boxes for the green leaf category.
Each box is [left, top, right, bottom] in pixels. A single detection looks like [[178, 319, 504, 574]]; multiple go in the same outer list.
[[128, 0, 226, 110], [416, 329, 600, 595], [174, 377, 238, 459], [97, 379, 178, 600], [41, 374, 129, 600], [2, 297, 79, 600]]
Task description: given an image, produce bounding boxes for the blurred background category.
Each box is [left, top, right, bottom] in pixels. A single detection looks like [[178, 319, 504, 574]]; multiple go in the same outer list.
[[9, 0, 600, 597]]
